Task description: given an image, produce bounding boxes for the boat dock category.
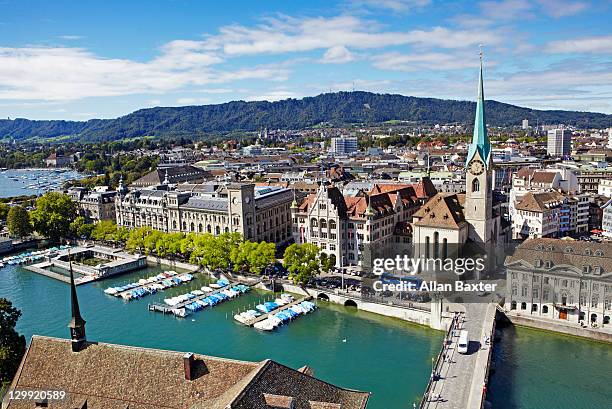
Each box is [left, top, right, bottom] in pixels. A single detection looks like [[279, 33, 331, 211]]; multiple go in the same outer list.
[[244, 296, 313, 327], [107, 272, 194, 300], [147, 283, 243, 313]]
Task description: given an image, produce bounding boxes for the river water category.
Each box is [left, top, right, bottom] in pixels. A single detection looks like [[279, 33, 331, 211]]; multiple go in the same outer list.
[[0, 263, 443, 408]]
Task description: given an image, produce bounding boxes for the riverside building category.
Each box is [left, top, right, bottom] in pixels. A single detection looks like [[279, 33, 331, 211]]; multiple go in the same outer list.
[[115, 177, 294, 246], [505, 238, 612, 328]]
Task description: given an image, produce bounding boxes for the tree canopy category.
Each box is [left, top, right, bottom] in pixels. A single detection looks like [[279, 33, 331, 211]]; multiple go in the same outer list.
[[6, 205, 32, 239], [30, 192, 77, 243], [283, 243, 321, 285], [0, 298, 26, 389]]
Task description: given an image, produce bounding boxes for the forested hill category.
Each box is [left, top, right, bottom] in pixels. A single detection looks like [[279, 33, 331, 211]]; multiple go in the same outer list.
[[1, 92, 611, 142]]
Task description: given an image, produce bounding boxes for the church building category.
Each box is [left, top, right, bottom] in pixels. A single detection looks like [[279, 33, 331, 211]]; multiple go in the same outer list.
[[411, 54, 505, 259]]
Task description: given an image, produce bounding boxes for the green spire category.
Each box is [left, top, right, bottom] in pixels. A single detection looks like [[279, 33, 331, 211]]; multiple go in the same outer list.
[[466, 50, 491, 166]]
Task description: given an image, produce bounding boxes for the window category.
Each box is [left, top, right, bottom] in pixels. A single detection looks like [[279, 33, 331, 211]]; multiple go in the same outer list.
[[472, 178, 480, 192]]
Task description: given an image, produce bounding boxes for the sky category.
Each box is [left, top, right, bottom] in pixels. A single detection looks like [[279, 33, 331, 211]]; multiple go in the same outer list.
[[0, 0, 611, 120]]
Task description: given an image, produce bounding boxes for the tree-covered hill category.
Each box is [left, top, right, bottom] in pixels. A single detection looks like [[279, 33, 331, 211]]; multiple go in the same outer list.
[[1, 92, 610, 142]]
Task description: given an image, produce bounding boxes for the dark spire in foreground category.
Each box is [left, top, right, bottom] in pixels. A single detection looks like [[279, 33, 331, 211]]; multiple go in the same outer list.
[[68, 250, 86, 352]]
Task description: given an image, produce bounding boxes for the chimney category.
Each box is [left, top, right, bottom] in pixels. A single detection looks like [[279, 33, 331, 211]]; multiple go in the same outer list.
[[183, 352, 195, 381]]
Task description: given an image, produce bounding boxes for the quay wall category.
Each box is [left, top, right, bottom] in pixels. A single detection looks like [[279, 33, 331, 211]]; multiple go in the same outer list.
[[145, 256, 200, 273], [23, 264, 70, 284], [505, 313, 612, 344], [273, 282, 444, 329]]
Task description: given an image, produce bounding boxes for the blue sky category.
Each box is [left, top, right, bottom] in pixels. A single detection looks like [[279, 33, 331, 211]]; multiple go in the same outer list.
[[1, 0, 611, 120]]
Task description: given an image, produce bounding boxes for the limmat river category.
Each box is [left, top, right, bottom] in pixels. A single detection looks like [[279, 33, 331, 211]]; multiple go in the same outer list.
[[0, 263, 442, 408], [488, 324, 611, 409], [0, 169, 86, 198]]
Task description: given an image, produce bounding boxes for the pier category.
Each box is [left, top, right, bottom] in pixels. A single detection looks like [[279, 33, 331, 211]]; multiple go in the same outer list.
[[147, 283, 245, 313], [243, 296, 313, 326], [420, 303, 497, 409], [110, 272, 193, 300]]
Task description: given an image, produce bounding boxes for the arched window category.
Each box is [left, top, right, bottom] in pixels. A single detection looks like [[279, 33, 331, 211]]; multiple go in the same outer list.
[[542, 305, 549, 314], [190, 222, 195, 232], [329, 220, 337, 230], [207, 224, 211, 233], [433, 232, 439, 259], [198, 223, 203, 233], [215, 226, 220, 235], [320, 219, 327, 229], [472, 178, 480, 192], [311, 218, 318, 228], [425, 236, 430, 258]]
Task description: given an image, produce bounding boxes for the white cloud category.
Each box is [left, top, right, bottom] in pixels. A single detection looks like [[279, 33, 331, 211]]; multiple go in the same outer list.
[[322, 45, 355, 64], [372, 51, 482, 71], [245, 90, 301, 102], [546, 35, 612, 54], [353, 0, 431, 12], [480, 0, 533, 20], [536, 0, 589, 18], [58, 35, 84, 40], [0, 46, 287, 101], [201, 15, 502, 56]]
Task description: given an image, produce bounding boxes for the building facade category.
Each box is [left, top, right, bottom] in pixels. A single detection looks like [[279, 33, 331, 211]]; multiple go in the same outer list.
[[68, 186, 117, 222], [330, 136, 358, 155], [547, 129, 571, 157], [505, 238, 612, 328], [115, 181, 293, 246]]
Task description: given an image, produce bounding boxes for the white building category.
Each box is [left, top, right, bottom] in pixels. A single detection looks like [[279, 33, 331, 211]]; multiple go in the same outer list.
[[547, 129, 572, 157], [330, 136, 358, 155], [522, 119, 529, 130], [602, 199, 612, 239], [598, 179, 612, 198]]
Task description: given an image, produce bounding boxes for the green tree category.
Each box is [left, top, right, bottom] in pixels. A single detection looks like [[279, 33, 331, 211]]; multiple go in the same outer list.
[[125, 226, 152, 253], [0, 203, 9, 221], [6, 206, 32, 239], [114, 226, 130, 243], [230, 240, 258, 272], [283, 243, 321, 285], [156, 232, 184, 258], [143, 230, 164, 255], [91, 220, 118, 242], [70, 216, 94, 239], [320, 253, 336, 274], [0, 298, 26, 389], [249, 241, 276, 275], [30, 192, 77, 243]]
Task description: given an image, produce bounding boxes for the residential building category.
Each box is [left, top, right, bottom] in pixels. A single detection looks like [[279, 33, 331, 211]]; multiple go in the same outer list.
[[115, 180, 294, 246], [547, 129, 572, 157], [598, 178, 612, 198], [68, 186, 117, 222], [522, 119, 529, 130], [330, 136, 358, 155], [1, 268, 370, 409], [602, 199, 612, 239], [505, 238, 612, 328], [45, 153, 74, 167]]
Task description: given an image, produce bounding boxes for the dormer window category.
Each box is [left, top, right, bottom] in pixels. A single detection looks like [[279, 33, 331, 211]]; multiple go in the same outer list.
[[564, 247, 573, 254], [583, 265, 591, 274], [536, 244, 543, 250], [545, 260, 552, 268], [535, 259, 542, 268], [594, 266, 603, 275], [546, 245, 553, 251], [594, 250, 603, 257], [584, 249, 592, 256]]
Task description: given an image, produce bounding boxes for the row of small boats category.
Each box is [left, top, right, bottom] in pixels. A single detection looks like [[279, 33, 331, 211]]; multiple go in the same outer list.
[[104, 271, 195, 300], [233, 294, 317, 331], [1, 245, 71, 268], [166, 282, 251, 317]]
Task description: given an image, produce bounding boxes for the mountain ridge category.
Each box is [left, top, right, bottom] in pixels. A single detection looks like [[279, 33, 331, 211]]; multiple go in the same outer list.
[[1, 91, 610, 142]]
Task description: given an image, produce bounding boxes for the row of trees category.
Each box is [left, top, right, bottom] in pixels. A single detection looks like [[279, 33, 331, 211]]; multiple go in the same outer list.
[[84, 220, 333, 285]]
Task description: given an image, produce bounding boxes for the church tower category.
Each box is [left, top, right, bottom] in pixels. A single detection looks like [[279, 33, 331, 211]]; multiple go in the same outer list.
[[464, 51, 493, 244]]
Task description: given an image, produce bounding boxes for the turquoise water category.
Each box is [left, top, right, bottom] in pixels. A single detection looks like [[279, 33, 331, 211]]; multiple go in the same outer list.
[[0, 263, 442, 408], [489, 325, 611, 409], [0, 169, 86, 198]]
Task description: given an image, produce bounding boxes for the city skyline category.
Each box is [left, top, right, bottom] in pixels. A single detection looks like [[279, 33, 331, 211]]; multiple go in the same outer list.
[[1, 0, 611, 120]]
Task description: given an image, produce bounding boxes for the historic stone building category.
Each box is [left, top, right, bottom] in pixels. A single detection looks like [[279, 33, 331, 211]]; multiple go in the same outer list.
[[505, 238, 612, 328], [291, 180, 436, 268], [68, 186, 117, 222], [115, 179, 293, 246]]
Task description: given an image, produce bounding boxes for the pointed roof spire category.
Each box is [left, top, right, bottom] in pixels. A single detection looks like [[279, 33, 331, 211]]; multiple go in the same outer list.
[[163, 169, 170, 185], [69, 252, 86, 329], [466, 46, 491, 166]]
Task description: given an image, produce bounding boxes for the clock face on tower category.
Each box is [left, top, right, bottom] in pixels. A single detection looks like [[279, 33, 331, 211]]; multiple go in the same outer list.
[[469, 159, 485, 175]]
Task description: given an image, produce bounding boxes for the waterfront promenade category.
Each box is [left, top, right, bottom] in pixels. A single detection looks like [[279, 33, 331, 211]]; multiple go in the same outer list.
[[422, 303, 496, 409]]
